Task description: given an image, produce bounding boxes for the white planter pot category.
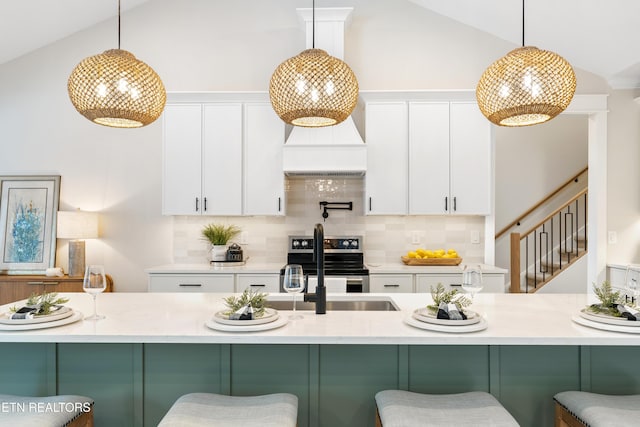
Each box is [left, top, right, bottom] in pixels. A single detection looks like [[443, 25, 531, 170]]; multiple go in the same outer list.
[[211, 245, 228, 261]]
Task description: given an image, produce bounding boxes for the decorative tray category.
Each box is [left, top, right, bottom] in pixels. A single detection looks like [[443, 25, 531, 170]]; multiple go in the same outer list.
[[579, 308, 640, 327], [0, 306, 73, 325], [401, 256, 462, 266], [412, 307, 480, 326], [213, 308, 279, 326]]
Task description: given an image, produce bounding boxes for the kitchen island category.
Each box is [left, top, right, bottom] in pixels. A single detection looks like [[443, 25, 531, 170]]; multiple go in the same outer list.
[[0, 292, 638, 427]]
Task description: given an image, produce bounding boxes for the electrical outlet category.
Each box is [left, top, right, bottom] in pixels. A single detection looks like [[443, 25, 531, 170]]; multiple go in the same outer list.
[[470, 230, 481, 244], [239, 232, 249, 245], [411, 232, 421, 245], [608, 231, 617, 244]]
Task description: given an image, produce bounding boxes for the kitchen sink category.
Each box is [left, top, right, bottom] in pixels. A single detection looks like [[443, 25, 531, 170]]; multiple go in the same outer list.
[[266, 297, 399, 311]]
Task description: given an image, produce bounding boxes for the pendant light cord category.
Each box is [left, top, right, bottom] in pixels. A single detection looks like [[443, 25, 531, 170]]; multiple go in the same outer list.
[[312, 0, 315, 49], [521, 0, 525, 47], [118, 0, 121, 49]]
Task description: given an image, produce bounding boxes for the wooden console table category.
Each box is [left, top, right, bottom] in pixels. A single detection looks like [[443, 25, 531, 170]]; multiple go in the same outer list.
[[0, 274, 113, 305]]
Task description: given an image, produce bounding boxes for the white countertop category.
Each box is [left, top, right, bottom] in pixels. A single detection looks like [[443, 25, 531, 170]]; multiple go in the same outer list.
[[146, 263, 284, 274], [366, 263, 507, 274], [1, 292, 637, 346]]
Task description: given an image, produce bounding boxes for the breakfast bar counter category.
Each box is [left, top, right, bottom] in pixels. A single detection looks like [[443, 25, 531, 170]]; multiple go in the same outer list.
[[1, 293, 639, 427], [0, 292, 635, 345]]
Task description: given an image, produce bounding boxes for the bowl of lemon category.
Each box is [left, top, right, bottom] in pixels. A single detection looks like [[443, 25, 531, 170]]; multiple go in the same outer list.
[[401, 248, 462, 266]]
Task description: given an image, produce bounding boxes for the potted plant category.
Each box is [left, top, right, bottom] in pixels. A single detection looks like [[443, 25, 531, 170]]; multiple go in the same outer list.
[[201, 224, 241, 261]]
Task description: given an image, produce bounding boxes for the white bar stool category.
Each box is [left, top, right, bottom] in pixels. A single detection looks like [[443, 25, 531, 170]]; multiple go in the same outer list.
[[375, 390, 519, 427], [554, 391, 640, 427], [0, 394, 94, 427], [158, 392, 298, 427]]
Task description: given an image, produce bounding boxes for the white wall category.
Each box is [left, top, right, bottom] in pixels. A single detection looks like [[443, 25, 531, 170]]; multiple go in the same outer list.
[[0, 0, 634, 291]]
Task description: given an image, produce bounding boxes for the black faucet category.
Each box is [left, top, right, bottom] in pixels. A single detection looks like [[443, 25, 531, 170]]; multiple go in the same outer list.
[[303, 223, 326, 314]]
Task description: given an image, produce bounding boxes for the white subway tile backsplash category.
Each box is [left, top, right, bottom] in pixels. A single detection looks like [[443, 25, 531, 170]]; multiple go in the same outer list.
[[172, 178, 486, 266]]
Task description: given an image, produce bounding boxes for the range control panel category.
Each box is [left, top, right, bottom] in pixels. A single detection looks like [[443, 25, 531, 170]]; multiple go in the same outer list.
[[288, 236, 362, 252]]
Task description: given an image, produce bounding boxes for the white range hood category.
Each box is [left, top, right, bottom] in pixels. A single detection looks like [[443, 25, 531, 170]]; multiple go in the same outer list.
[[282, 7, 366, 177]]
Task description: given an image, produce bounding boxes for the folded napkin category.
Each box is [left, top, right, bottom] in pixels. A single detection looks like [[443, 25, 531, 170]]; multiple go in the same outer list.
[[229, 303, 255, 320], [616, 304, 640, 321], [436, 302, 468, 320], [9, 304, 64, 320]]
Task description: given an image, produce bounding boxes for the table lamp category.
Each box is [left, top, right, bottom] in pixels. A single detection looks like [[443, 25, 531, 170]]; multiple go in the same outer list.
[[57, 210, 99, 277]]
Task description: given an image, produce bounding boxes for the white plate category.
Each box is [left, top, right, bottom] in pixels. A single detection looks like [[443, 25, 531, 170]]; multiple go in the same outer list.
[[412, 307, 480, 326], [572, 315, 640, 334], [579, 308, 640, 326], [213, 308, 279, 326], [205, 315, 288, 332], [0, 306, 73, 325], [404, 315, 488, 333], [0, 311, 83, 331]]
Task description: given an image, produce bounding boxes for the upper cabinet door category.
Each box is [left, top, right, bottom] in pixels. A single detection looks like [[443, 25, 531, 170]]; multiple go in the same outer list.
[[365, 102, 408, 215], [243, 103, 285, 216], [449, 102, 492, 215], [408, 102, 450, 214], [202, 104, 243, 215], [162, 104, 202, 215]]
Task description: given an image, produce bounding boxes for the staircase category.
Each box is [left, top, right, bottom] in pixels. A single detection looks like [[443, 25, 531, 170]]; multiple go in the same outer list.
[[510, 189, 587, 293], [495, 167, 588, 294]]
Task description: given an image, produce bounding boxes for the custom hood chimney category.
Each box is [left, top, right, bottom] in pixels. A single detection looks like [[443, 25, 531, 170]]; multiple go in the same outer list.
[[283, 7, 366, 177]]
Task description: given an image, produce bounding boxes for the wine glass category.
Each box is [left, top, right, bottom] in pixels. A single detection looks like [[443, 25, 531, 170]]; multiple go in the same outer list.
[[625, 265, 640, 304], [83, 265, 107, 320], [462, 264, 483, 301], [283, 264, 305, 320]]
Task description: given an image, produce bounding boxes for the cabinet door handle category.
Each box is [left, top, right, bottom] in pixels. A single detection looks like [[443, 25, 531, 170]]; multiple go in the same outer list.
[[369, 197, 372, 211], [453, 196, 457, 212], [278, 197, 281, 212], [250, 284, 266, 287], [204, 197, 207, 212], [195, 197, 199, 212], [384, 284, 400, 288], [28, 281, 59, 285], [444, 197, 448, 212], [179, 283, 202, 287]]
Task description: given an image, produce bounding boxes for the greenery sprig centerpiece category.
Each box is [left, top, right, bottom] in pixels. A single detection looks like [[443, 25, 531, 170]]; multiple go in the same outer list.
[[587, 280, 625, 317], [427, 283, 472, 313], [223, 289, 268, 318], [202, 224, 241, 246], [10, 292, 69, 316]]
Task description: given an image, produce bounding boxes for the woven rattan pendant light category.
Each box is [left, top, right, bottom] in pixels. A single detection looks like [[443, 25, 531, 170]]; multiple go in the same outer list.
[[68, 0, 166, 128], [476, 0, 576, 127], [269, 0, 359, 127]]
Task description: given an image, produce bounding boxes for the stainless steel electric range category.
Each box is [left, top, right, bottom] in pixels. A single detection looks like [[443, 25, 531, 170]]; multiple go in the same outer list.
[[279, 235, 369, 292]]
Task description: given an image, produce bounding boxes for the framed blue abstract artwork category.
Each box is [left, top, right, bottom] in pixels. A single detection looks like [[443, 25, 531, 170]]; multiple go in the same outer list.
[[0, 175, 60, 274]]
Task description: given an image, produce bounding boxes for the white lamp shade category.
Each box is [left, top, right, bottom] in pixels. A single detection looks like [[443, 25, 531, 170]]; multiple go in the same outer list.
[[57, 211, 99, 239]]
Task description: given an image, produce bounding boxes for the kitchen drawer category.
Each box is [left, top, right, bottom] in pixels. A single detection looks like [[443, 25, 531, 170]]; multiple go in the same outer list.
[[369, 274, 413, 293], [236, 274, 280, 293], [416, 274, 462, 293], [148, 274, 234, 292], [416, 274, 505, 293]]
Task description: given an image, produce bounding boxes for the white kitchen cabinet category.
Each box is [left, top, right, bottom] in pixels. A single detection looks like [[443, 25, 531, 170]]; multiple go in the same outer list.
[[148, 274, 235, 292], [408, 101, 491, 215], [162, 103, 243, 215], [162, 104, 202, 215], [236, 274, 280, 293], [369, 274, 414, 293], [244, 103, 285, 216], [415, 273, 505, 293], [365, 102, 408, 215]]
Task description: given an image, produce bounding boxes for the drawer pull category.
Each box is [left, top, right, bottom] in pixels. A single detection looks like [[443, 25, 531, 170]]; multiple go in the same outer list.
[[384, 284, 400, 288], [250, 284, 266, 287], [450, 283, 462, 287], [28, 281, 59, 285], [179, 283, 202, 287]]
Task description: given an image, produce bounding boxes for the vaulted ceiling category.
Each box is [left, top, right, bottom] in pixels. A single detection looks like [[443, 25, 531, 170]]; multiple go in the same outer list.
[[1, 0, 638, 89]]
